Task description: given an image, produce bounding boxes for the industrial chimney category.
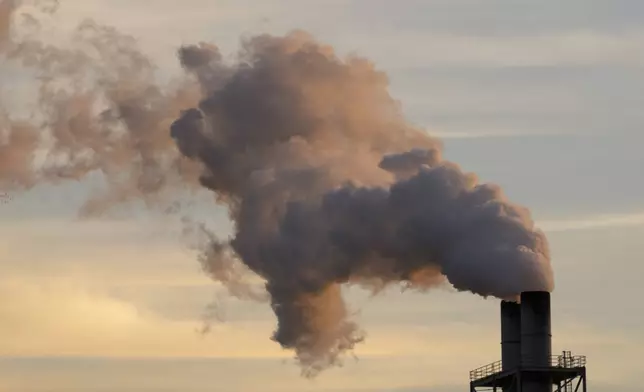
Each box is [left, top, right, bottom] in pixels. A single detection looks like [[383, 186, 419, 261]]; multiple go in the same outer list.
[[520, 291, 553, 392], [520, 291, 552, 367], [469, 291, 588, 392], [501, 301, 521, 371]]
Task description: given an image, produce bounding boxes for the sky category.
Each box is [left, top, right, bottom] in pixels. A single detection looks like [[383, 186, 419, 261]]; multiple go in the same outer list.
[[1, 0, 643, 391]]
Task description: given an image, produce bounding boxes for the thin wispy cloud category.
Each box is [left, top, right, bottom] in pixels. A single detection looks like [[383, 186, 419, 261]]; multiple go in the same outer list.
[[43, 1, 644, 70], [428, 128, 575, 139], [350, 30, 644, 70], [0, 277, 497, 360], [539, 212, 644, 232]]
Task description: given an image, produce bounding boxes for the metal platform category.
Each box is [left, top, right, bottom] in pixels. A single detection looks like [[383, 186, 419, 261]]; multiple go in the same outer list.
[[470, 353, 587, 392]]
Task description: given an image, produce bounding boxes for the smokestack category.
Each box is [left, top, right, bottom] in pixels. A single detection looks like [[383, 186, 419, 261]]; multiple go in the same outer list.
[[520, 291, 552, 392], [500, 301, 521, 372], [473, 292, 587, 392]]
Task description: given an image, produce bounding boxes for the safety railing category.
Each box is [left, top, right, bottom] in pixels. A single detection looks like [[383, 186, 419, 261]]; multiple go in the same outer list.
[[470, 354, 586, 382], [470, 360, 502, 381], [553, 354, 586, 368]]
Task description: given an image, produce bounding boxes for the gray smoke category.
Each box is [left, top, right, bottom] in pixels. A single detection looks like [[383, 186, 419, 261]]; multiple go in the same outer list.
[[0, 0, 202, 209], [171, 32, 553, 375], [1, 2, 553, 377]]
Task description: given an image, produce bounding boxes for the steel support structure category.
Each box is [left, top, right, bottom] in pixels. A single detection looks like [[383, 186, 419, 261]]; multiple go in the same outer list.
[[470, 358, 586, 392]]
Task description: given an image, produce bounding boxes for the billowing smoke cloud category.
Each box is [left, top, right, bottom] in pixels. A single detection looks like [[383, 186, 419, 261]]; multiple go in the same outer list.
[[1, 1, 553, 377], [170, 32, 553, 375]]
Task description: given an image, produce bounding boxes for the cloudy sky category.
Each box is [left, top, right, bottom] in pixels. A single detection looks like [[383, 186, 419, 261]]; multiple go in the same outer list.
[[1, 0, 643, 391]]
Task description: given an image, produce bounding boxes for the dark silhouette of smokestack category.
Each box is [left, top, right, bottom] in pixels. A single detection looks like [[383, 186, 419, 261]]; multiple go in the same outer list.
[[500, 300, 521, 372], [520, 291, 552, 392], [473, 292, 587, 392]]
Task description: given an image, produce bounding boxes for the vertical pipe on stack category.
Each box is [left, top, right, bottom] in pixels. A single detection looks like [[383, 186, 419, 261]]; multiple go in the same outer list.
[[520, 291, 553, 392], [501, 301, 521, 371]]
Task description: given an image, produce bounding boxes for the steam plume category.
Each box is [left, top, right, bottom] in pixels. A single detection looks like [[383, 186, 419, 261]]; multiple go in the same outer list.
[[171, 33, 553, 374], [1, 2, 553, 377], [0, 0, 202, 209]]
